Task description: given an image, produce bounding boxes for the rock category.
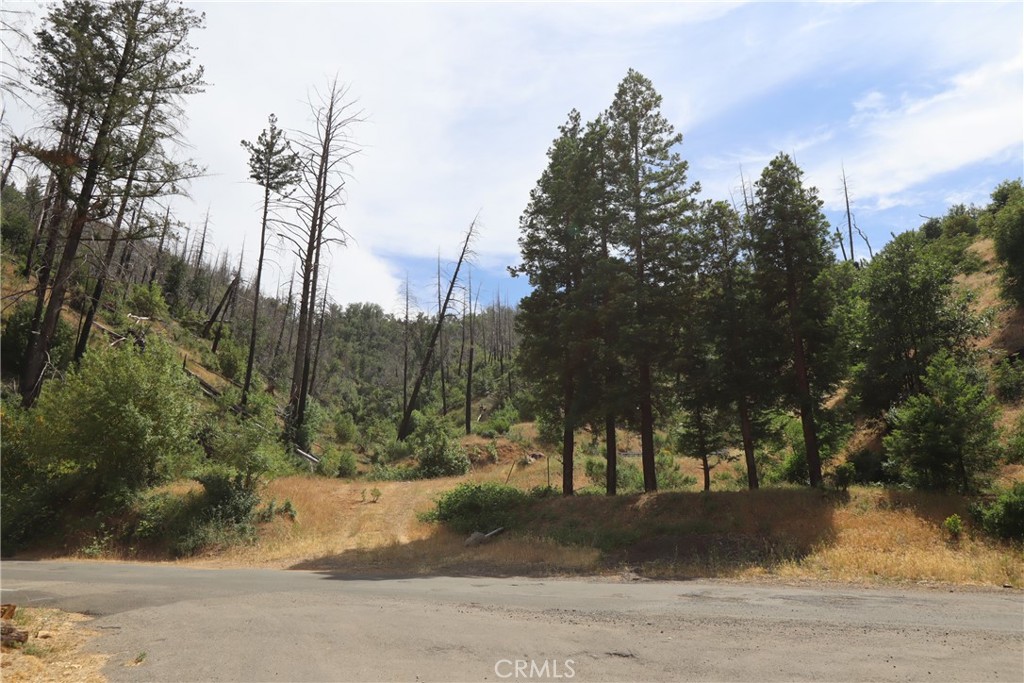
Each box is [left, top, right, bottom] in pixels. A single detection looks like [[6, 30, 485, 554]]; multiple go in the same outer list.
[[465, 532, 488, 547], [37, 630, 54, 639]]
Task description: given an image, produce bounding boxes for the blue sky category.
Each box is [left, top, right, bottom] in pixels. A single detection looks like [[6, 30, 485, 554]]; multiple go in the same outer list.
[[5, 1, 1022, 313]]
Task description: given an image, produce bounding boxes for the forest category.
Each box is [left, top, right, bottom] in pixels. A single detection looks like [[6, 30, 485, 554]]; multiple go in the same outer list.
[[1, 1, 1023, 566]]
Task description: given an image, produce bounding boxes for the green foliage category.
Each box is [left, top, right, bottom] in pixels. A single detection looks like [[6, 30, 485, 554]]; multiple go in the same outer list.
[[316, 446, 358, 478], [427, 482, 529, 534], [1, 342, 201, 549], [583, 454, 694, 493], [980, 179, 1024, 306], [332, 410, 357, 444], [991, 358, 1024, 403], [970, 483, 1024, 541], [1005, 414, 1024, 465], [584, 457, 644, 493], [830, 462, 856, 491], [408, 412, 471, 478], [161, 257, 188, 312], [32, 341, 200, 503], [943, 514, 963, 541], [126, 284, 169, 320], [1, 184, 34, 254], [855, 230, 983, 413], [0, 301, 75, 375], [215, 336, 245, 381], [884, 352, 999, 494], [484, 402, 519, 436]]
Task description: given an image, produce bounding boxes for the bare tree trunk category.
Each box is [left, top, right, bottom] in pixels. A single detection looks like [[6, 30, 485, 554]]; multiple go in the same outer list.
[[398, 218, 476, 441], [561, 376, 575, 497], [203, 273, 239, 338], [605, 413, 617, 496], [842, 165, 854, 263], [738, 400, 759, 490]]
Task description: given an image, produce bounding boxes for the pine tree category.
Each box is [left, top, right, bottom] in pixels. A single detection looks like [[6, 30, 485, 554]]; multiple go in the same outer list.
[[240, 113, 301, 406], [604, 69, 698, 492], [513, 110, 604, 495], [747, 153, 835, 487]]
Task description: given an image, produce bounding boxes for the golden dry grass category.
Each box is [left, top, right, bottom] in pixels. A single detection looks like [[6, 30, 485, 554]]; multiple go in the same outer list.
[[0, 608, 108, 683], [184, 468, 1022, 588]]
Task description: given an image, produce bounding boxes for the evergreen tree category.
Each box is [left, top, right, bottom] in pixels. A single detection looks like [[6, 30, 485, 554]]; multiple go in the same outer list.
[[20, 0, 205, 406], [856, 230, 983, 413], [747, 153, 835, 487], [513, 110, 603, 495], [240, 113, 301, 406], [604, 69, 698, 492], [686, 200, 775, 489], [884, 351, 999, 494]]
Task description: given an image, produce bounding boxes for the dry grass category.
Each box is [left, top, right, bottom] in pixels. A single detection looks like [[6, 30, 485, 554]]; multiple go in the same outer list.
[[0, 608, 108, 683], [773, 488, 1022, 586], [185, 468, 1022, 588]]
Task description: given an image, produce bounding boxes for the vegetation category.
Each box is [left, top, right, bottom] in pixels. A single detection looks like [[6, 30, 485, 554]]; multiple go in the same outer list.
[[1, 1, 1021, 585]]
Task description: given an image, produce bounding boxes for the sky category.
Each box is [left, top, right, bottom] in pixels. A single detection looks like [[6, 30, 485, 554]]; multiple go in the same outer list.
[[4, 1, 1023, 314]]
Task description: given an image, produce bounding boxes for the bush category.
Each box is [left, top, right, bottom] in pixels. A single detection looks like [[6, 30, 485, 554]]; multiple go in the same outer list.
[[317, 447, 358, 478], [991, 359, 1024, 403], [655, 452, 696, 491], [28, 341, 200, 506], [428, 482, 528, 534], [1005, 415, 1024, 465], [884, 352, 999, 494], [126, 284, 170, 320], [971, 483, 1024, 541], [216, 337, 245, 381], [484, 403, 518, 436], [831, 462, 856, 491], [943, 514, 963, 541], [584, 457, 644, 493], [409, 413, 470, 478], [333, 411, 357, 444], [0, 301, 75, 375]]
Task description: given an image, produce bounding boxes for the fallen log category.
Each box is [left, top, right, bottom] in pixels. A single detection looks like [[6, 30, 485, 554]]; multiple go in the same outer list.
[[1, 620, 28, 645]]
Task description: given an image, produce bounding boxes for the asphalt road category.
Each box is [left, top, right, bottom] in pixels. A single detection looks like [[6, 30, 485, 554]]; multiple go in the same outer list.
[[2, 561, 1021, 682]]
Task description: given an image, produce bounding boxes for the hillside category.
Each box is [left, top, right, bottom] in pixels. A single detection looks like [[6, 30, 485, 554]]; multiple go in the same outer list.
[[2, 191, 1023, 590]]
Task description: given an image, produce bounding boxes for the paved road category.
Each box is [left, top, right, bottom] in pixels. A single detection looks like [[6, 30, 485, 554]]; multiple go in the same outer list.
[[2, 561, 1021, 682]]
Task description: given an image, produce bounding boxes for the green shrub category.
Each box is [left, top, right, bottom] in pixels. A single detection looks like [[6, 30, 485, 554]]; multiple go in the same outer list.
[[991, 359, 1024, 403], [658, 453, 696, 490], [830, 462, 856, 491], [1005, 414, 1024, 465], [333, 411, 357, 444], [0, 301, 75, 375], [409, 413, 470, 478], [336, 450, 358, 478], [484, 403, 518, 436], [367, 463, 418, 481], [584, 457, 644, 493], [216, 337, 245, 381], [884, 352, 999, 494], [317, 447, 358, 478], [126, 284, 170, 320], [970, 482, 1024, 541], [428, 482, 529, 534], [943, 514, 964, 540]]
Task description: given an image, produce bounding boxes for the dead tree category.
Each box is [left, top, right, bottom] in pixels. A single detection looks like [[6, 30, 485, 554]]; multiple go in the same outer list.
[[398, 217, 477, 441]]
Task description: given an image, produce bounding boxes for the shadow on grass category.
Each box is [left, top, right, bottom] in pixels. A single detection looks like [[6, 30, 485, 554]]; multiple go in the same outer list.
[[289, 488, 842, 581]]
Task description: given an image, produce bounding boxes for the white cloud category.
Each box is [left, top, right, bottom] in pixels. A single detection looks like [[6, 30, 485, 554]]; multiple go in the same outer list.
[[814, 53, 1024, 210]]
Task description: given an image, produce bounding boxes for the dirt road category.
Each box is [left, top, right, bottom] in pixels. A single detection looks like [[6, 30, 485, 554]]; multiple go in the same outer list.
[[2, 560, 1020, 682]]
